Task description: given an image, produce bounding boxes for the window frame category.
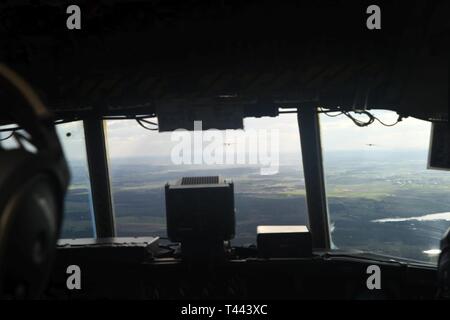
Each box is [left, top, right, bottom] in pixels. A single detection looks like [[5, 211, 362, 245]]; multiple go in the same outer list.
[[82, 117, 116, 238]]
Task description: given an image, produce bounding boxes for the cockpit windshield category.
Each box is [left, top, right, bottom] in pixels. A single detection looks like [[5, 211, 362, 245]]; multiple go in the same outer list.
[[320, 110, 450, 264], [104, 114, 308, 245], [56, 114, 309, 246], [53, 110, 450, 265]]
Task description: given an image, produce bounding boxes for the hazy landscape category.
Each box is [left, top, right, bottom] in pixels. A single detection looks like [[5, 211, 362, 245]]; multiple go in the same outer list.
[[60, 150, 450, 264]]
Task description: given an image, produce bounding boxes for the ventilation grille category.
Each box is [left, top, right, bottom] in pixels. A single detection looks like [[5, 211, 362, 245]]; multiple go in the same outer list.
[[181, 176, 220, 185]]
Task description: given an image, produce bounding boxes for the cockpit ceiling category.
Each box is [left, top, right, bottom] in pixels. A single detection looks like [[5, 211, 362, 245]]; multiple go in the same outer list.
[[0, 0, 448, 122]]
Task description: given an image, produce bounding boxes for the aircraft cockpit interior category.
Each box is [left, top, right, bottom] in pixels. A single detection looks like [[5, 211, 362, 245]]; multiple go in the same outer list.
[[0, 0, 449, 303]]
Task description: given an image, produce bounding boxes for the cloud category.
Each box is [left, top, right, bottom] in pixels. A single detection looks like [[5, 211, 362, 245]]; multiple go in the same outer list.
[[54, 111, 432, 162]]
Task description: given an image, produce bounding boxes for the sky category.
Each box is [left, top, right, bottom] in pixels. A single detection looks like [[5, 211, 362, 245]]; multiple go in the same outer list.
[[0, 109, 431, 163], [319, 110, 431, 152], [48, 109, 431, 163]]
